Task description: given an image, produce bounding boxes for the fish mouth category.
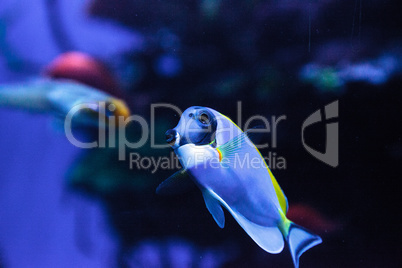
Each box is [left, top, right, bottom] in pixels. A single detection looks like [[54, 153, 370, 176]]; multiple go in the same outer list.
[[168, 131, 181, 150]]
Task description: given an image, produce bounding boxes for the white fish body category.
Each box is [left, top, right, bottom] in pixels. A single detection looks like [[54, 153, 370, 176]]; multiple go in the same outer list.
[[176, 135, 285, 253], [161, 106, 322, 268]]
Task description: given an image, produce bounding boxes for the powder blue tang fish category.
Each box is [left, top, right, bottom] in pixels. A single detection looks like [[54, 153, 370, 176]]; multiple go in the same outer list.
[[0, 79, 130, 127], [158, 106, 322, 268]]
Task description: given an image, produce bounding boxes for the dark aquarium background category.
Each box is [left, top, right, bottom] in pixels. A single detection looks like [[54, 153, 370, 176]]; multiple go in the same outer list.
[[0, 0, 401, 267]]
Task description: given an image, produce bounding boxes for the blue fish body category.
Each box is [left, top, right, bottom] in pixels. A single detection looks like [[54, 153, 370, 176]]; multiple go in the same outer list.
[[161, 106, 322, 268]]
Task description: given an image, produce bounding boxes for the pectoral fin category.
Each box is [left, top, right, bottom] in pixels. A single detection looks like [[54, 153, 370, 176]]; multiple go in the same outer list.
[[156, 169, 195, 195], [202, 190, 225, 228]]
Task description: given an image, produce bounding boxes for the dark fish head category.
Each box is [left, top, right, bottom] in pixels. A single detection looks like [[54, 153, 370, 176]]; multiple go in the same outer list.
[[165, 106, 217, 149]]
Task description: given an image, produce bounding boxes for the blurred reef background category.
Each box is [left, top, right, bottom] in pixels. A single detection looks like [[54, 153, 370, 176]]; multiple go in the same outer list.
[[0, 0, 401, 267]]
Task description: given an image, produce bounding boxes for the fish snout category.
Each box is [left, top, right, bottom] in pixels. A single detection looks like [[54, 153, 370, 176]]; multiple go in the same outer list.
[[165, 129, 178, 146]]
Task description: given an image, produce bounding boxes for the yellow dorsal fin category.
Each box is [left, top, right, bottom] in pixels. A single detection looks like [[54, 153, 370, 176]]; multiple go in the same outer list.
[[267, 168, 288, 213]]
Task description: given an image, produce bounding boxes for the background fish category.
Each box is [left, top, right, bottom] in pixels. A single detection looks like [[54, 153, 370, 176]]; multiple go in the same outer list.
[[0, 79, 130, 128]]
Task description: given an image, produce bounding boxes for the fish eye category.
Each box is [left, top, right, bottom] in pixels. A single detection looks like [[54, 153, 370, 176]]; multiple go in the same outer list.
[[188, 113, 194, 118], [198, 112, 210, 125]]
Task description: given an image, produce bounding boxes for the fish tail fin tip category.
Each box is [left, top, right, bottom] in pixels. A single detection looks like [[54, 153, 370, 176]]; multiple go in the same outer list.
[[287, 222, 322, 268]]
